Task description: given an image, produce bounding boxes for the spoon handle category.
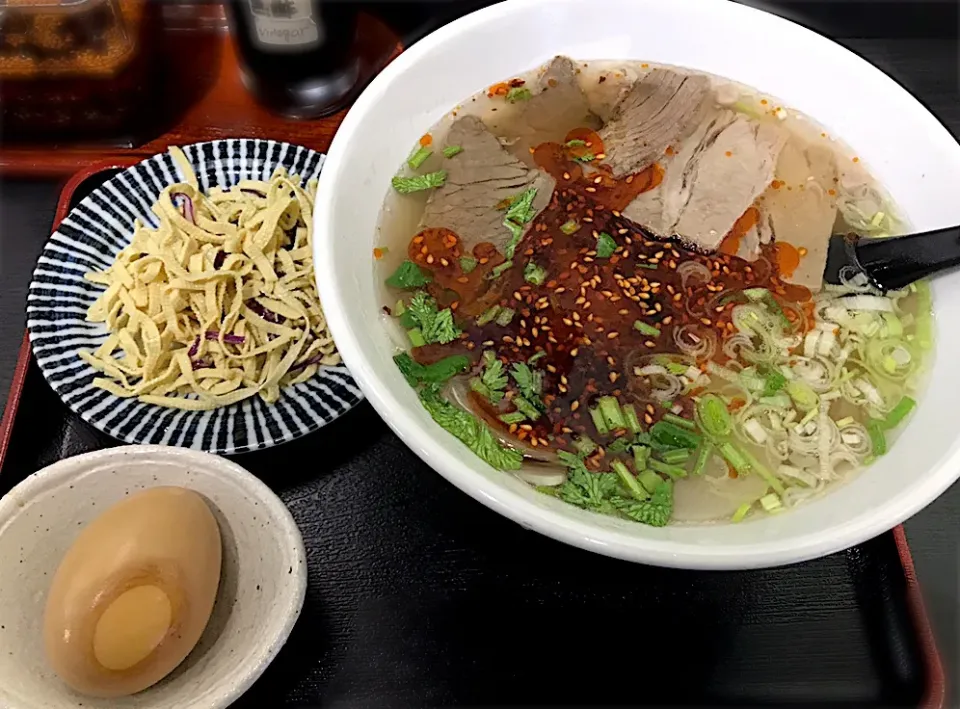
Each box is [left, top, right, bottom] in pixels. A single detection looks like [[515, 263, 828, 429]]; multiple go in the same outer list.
[[858, 225, 960, 291]]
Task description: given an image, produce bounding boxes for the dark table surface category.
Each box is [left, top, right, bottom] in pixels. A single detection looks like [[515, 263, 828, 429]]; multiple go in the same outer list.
[[1, 0, 958, 698]]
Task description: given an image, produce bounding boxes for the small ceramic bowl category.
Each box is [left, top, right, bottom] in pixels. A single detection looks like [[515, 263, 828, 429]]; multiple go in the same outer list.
[[0, 446, 307, 709]]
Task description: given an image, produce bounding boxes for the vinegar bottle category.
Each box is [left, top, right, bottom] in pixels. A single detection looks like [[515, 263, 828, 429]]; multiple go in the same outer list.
[[226, 0, 361, 118]]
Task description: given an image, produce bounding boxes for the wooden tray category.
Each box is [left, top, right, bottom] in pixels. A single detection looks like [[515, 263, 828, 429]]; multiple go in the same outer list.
[[0, 159, 947, 708], [0, 4, 402, 178]]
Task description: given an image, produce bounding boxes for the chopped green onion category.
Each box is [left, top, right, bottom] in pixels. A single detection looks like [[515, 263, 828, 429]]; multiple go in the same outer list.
[[661, 448, 691, 465], [524, 262, 548, 286], [666, 362, 689, 375], [638, 469, 662, 494], [867, 419, 887, 456], [650, 420, 702, 449], [633, 320, 661, 337], [595, 232, 617, 258], [506, 86, 532, 103], [637, 263, 657, 269], [407, 328, 425, 347], [459, 256, 478, 273], [392, 170, 446, 194], [560, 220, 580, 235], [718, 441, 751, 476], [598, 396, 627, 430], [574, 436, 597, 457], [883, 396, 916, 429], [732, 502, 752, 522], [622, 404, 642, 434], [612, 460, 649, 501], [663, 413, 696, 430], [476, 305, 501, 326], [760, 493, 782, 512], [649, 458, 687, 479], [633, 444, 651, 471], [442, 145, 463, 158], [786, 380, 819, 411], [407, 146, 433, 170], [499, 411, 526, 425], [696, 395, 733, 438], [692, 443, 713, 476], [589, 407, 609, 435], [494, 307, 516, 327], [514, 396, 541, 420], [722, 442, 786, 496], [488, 260, 514, 280], [528, 351, 547, 365]]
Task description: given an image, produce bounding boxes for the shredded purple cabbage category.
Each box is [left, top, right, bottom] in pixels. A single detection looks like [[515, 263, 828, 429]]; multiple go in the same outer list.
[[247, 300, 283, 324], [187, 335, 201, 358], [171, 192, 196, 224], [205, 331, 245, 345], [290, 353, 328, 372], [213, 251, 226, 270]]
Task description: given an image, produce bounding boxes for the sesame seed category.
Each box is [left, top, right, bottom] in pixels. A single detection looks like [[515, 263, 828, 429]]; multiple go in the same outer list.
[[607, 331, 619, 339], [520, 424, 534, 431], [571, 400, 580, 411], [513, 291, 523, 301], [440, 258, 449, 267], [426, 255, 435, 264], [644, 340, 656, 347], [585, 187, 597, 193], [609, 372, 618, 383], [644, 413, 654, 425], [701, 318, 712, 326]]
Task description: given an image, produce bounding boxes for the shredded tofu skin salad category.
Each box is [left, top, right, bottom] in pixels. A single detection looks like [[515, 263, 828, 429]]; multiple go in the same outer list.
[[80, 146, 341, 411]]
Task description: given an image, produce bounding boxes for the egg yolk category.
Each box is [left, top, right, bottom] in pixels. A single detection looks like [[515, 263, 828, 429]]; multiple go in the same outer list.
[[93, 585, 172, 671]]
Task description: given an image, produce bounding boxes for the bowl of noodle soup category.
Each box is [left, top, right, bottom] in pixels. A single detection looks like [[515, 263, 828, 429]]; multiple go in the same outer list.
[[313, 0, 960, 568]]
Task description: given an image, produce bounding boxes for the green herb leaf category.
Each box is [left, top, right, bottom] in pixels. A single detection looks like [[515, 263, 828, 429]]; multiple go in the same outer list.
[[404, 291, 462, 344], [528, 351, 546, 365], [572, 153, 595, 163], [392, 170, 447, 194], [494, 307, 516, 327], [510, 362, 543, 402], [556, 451, 619, 511], [393, 352, 469, 386], [481, 352, 509, 392], [499, 411, 527, 425], [503, 187, 539, 259], [596, 232, 617, 258], [513, 395, 541, 420], [560, 220, 580, 235], [419, 384, 522, 470], [565, 139, 587, 147], [442, 145, 463, 158], [470, 377, 503, 404], [407, 146, 433, 170], [605, 437, 633, 454], [476, 305, 501, 327], [459, 256, 478, 274], [386, 260, 432, 289], [523, 261, 547, 286], [506, 87, 532, 103], [611, 479, 673, 527]]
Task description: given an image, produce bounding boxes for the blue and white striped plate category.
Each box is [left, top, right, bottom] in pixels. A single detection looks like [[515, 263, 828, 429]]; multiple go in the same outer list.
[[26, 139, 363, 454]]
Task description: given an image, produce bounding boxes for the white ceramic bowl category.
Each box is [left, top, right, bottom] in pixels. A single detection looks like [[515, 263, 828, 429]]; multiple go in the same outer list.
[[314, 0, 960, 569], [0, 446, 306, 708]]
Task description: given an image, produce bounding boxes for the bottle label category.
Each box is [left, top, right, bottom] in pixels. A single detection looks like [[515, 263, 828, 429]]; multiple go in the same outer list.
[[245, 0, 323, 52]]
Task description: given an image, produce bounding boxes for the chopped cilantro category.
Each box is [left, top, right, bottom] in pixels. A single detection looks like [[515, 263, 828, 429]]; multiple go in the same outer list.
[[556, 451, 619, 514], [528, 351, 546, 365], [476, 305, 501, 326], [442, 145, 463, 158], [479, 351, 508, 393], [510, 362, 543, 409], [494, 307, 516, 327], [560, 220, 580, 235], [499, 411, 527, 425], [503, 187, 539, 259], [407, 146, 433, 170], [419, 384, 522, 470], [393, 352, 469, 386], [523, 261, 547, 286], [611, 479, 673, 527], [459, 256, 478, 274], [487, 260, 514, 280], [386, 260, 432, 289], [565, 139, 587, 147], [404, 291, 461, 344], [596, 232, 617, 258], [470, 376, 503, 404], [392, 170, 446, 194], [506, 87, 532, 103], [513, 396, 542, 420], [605, 437, 633, 454], [572, 153, 595, 163]]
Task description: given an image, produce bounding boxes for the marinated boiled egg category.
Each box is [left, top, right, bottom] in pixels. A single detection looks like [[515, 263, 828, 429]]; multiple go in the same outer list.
[[43, 486, 222, 698]]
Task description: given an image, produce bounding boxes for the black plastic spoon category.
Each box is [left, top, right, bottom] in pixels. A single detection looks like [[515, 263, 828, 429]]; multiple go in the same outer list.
[[823, 225, 960, 292]]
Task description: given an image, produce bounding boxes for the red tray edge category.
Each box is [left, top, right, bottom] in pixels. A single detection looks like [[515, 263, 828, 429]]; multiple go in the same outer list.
[[0, 162, 948, 708]]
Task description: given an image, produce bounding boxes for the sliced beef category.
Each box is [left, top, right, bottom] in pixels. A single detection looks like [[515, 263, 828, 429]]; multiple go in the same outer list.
[[761, 141, 837, 291], [622, 110, 787, 253], [599, 68, 713, 178], [419, 115, 554, 255], [484, 55, 596, 161]]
